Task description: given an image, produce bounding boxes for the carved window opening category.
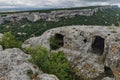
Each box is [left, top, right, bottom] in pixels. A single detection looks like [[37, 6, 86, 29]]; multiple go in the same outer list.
[[92, 36, 104, 55], [50, 33, 64, 50]]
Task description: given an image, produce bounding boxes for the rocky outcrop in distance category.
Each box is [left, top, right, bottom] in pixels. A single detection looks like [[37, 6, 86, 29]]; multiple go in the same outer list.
[[0, 47, 59, 80], [0, 6, 112, 24], [23, 25, 120, 80]]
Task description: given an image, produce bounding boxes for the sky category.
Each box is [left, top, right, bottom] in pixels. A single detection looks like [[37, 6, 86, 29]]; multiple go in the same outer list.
[[0, 0, 120, 9]]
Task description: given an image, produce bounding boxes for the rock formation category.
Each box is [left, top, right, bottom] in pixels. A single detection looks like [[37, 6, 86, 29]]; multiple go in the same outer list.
[[0, 47, 59, 80], [0, 33, 3, 51], [0, 33, 3, 41], [23, 26, 120, 80], [0, 6, 112, 24]]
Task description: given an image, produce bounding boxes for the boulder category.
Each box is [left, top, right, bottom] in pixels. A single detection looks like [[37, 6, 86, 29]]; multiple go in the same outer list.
[[102, 77, 115, 80], [105, 41, 120, 80], [0, 48, 59, 80], [23, 25, 120, 79], [0, 45, 3, 51], [0, 34, 3, 51], [38, 74, 59, 80]]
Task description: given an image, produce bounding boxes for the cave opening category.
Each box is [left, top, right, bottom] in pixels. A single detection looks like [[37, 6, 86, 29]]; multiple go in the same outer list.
[[92, 36, 105, 55], [104, 66, 114, 77], [83, 38, 87, 43], [50, 33, 64, 50]]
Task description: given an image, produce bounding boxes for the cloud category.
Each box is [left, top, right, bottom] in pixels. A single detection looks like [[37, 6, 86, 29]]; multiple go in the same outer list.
[[0, 0, 120, 9]]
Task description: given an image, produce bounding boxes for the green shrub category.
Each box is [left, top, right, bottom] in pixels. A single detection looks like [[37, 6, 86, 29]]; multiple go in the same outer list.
[[25, 46, 73, 80], [0, 32, 22, 49]]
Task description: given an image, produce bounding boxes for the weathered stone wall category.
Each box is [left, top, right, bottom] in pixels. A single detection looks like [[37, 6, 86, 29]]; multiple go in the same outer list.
[[23, 25, 120, 80]]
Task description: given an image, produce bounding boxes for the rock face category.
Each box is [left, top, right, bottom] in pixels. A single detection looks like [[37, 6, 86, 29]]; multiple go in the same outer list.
[[0, 45, 3, 51], [23, 26, 120, 80], [0, 6, 112, 23], [0, 33, 3, 41], [0, 48, 59, 80], [0, 34, 3, 51], [102, 77, 115, 80], [38, 74, 59, 80]]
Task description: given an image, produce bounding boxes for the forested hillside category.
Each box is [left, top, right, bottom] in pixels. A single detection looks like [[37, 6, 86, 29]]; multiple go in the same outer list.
[[0, 8, 120, 41]]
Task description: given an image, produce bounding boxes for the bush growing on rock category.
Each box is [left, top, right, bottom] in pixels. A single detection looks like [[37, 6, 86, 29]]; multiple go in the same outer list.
[[25, 46, 73, 80], [0, 32, 22, 49]]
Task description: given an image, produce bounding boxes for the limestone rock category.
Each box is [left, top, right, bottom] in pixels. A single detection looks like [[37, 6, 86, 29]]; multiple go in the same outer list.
[[23, 25, 120, 79], [0, 19, 4, 24], [27, 12, 40, 22], [105, 41, 120, 79], [0, 48, 59, 80], [0, 33, 3, 41], [0, 34, 3, 51], [0, 45, 3, 51], [102, 77, 115, 80], [0, 6, 112, 24], [38, 74, 59, 80]]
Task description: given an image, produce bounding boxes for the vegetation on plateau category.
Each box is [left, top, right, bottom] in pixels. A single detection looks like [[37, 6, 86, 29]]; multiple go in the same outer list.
[[0, 32, 76, 80], [0, 9, 120, 42], [0, 6, 118, 80], [0, 32, 22, 49], [24, 46, 74, 80]]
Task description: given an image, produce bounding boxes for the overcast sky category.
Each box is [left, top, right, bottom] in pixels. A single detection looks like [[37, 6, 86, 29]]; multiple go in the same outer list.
[[0, 0, 120, 9]]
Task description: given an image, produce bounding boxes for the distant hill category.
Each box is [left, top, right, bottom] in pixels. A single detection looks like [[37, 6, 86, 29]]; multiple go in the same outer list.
[[0, 8, 49, 13], [0, 5, 108, 13], [0, 5, 120, 41]]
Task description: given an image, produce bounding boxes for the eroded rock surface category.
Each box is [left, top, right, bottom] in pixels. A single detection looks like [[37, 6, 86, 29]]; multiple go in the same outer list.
[[0, 33, 3, 41], [102, 77, 115, 80], [0, 34, 3, 51], [0, 6, 112, 23], [23, 26, 120, 80], [38, 74, 59, 80], [0, 45, 3, 51], [0, 48, 59, 80]]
